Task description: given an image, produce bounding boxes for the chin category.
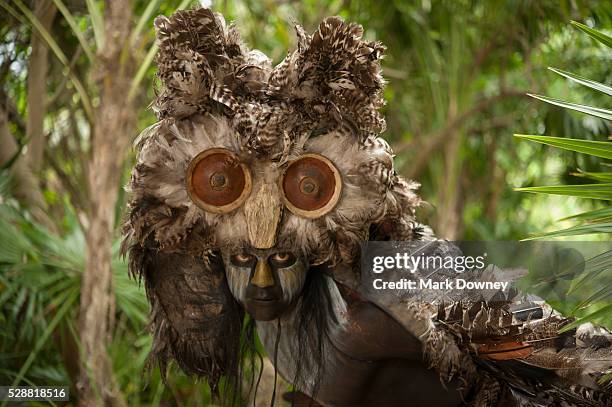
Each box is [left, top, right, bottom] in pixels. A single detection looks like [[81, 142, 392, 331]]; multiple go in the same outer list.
[[245, 300, 287, 321]]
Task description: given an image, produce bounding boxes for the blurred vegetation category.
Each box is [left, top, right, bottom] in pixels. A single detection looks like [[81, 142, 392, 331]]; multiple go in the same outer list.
[[0, 0, 610, 405]]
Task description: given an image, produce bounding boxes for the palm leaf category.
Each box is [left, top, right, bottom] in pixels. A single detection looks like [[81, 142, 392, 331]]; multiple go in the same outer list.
[[128, 44, 156, 102], [85, 0, 105, 49], [7, 0, 94, 122], [10, 291, 79, 387], [513, 135, 612, 159], [527, 94, 612, 121], [548, 67, 612, 96], [572, 285, 612, 313], [51, 0, 95, 61], [514, 184, 612, 200], [560, 206, 612, 222], [571, 21, 612, 49], [521, 222, 612, 240], [0, 199, 150, 392], [127, 0, 195, 101], [559, 303, 612, 333], [573, 170, 612, 182], [566, 250, 612, 295], [130, 0, 163, 45]]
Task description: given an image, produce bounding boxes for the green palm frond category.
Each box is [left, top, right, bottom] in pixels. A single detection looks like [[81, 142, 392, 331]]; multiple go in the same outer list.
[[127, 0, 196, 101], [5, 0, 94, 122], [50, 0, 95, 61], [84, 0, 105, 49], [571, 20, 612, 48], [516, 22, 611, 330], [560, 206, 612, 222], [0, 201, 149, 390], [574, 170, 612, 182], [560, 303, 612, 333], [548, 67, 612, 96], [514, 135, 612, 159], [515, 184, 612, 200], [521, 223, 612, 240], [526, 93, 612, 121]]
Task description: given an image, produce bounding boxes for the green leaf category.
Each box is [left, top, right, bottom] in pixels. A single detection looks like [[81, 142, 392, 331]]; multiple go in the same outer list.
[[51, 0, 94, 61], [560, 206, 612, 222], [130, 0, 163, 45], [128, 43, 157, 102], [573, 170, 612, 182], [548, 67, 612, 97], [85, 0, 105, 49], [515, 184, 612, 200], [127, 0, 195, 101], [521, 222, 612, 240], [527, 94, 612, 121], [571, 21, 612, 49], [10, 291, 78, 387], [514, 134, 612, 159], [567, 250, 612, 294], [559, 303, 612, 333], [8, 0, 94, 123], [572, 285, 612, 313]]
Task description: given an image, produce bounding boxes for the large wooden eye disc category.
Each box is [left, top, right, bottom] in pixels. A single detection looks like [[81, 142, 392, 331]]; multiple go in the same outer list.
[[281, 154, 342, 218], [186, 148, 251, 214]]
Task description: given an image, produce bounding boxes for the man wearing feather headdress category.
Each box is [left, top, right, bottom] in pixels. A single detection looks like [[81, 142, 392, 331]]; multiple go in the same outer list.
[[122, 8, 612, 406]]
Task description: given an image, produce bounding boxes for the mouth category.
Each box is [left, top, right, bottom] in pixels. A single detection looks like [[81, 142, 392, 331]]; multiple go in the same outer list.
[[251, 298, 280, 305], [248, 285, 282, 303], [245, 297, 285, 321]]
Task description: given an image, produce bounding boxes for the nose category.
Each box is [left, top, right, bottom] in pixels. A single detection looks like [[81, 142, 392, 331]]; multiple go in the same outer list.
[[250, 258, 275, 288]]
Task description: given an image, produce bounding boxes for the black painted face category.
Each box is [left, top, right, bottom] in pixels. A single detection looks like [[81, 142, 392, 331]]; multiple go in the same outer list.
[[223, 249, 308, 321]]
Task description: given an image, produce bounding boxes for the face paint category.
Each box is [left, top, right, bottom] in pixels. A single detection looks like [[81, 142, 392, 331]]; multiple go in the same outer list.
[[222, 249, 308, 321]]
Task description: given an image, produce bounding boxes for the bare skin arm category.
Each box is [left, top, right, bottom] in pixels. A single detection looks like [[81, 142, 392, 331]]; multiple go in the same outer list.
[[308, 288, 465, 406]]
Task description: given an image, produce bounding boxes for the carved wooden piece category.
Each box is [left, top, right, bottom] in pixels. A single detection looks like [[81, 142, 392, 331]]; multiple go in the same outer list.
[[244, 182, 282, 249], [281, 153, 342, 219], [186, 148, 252, 214]]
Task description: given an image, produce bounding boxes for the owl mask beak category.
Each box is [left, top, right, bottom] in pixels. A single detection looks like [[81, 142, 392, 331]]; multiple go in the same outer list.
[[244, 182, 282, 249]]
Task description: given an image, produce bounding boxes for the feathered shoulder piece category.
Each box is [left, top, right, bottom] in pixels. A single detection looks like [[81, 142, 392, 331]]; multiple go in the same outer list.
[[433, 299, 612, 406], [152, 8, 387, 150]]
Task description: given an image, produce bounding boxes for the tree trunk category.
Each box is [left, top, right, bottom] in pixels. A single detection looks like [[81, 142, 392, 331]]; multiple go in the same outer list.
[[435, 96, 464, 240], [435, 129, 464, 240], [0, 94, 56, 231], [25, 0, 57, 172], [77, 1, 134, 405]]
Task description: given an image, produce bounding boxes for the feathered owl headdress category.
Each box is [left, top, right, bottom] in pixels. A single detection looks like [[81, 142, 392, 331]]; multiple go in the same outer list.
[[122, 7, 426, 388]]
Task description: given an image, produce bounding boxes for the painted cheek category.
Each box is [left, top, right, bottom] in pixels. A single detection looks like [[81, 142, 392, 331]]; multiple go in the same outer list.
[[277, 266, 307, 303], [225, 266, 250, 303]]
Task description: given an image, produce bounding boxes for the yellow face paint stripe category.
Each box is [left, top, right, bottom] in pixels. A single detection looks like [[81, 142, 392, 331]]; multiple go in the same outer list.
[[251, 259, 275, 288]]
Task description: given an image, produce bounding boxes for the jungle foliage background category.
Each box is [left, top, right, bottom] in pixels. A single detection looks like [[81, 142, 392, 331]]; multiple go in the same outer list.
[[0, 0, 610, 405]]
